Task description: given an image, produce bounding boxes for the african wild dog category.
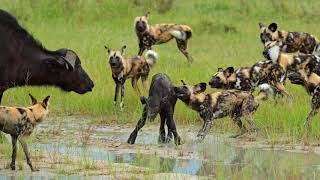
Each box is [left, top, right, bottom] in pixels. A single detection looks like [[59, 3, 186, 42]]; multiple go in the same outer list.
[[263, 40, 320, 75], [288, 64, 320, 126], [0, 94, 50, 171], [134, 12, 193, 63], [174, 81, 271, 140], [127, 73, 181, 145], [208, 60, 288, 97], [104, 45, 158, 109], [259, 22, 320, 56]]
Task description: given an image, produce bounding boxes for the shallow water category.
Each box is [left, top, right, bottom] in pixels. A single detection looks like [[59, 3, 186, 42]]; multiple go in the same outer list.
[[1, 116, 320, 179]]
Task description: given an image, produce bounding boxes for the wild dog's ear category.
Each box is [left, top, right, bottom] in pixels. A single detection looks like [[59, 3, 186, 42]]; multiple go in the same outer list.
[[42, 96, 50, 109], [145, 12, 150, 19], [224, 67, 234, 77], [305, 63, 314, 75], [259, 22, 265, 29], [181, 80, 187, 85], [268, 23, 277, 32], [120, 45, 126, 56], [217, 67, 224, 72], [194, 83, 207, 94], [29, 94, 37, 105], [104, 46, 110, 54]]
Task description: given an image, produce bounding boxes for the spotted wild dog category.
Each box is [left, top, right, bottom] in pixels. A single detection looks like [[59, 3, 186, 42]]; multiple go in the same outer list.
[[208, 60, 288, 97], [263, 40, 320, 75], [0, 94, 50, 171], [134, 12, 193, 63], [288, 64, 320, 126], [104, 45, 158, 109], [259, 22, 320, 56], [174, 81, 271, 140]]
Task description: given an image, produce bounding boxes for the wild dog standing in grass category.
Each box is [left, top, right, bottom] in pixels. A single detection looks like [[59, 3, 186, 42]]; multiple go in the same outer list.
[[174, 81, 271, 140], [134, 12, 193, 63], [259, 22, 320, 56], [288, 64, 320, 126], [208, 60, 288, 97], [127, 73, 181, 145], [0, 94, 50, 171], [105, 45, 158, 109], [263, 40, 320, 75]]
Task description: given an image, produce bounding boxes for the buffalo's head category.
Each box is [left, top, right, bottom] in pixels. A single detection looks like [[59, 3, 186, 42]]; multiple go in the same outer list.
[[44, 49, 94, 94]]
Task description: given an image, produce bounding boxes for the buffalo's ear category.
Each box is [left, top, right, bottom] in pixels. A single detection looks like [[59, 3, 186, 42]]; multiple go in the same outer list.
[[104, 46, 110, 54], [44, 58, 69, 72], [268, 23, 277, 32], [224, 67, 234, 77], [29, 94, 37, 105], [120, 45, 126, 56], [194, 83, 207, 94], [259, 22, 265, 29], [42, 96, 50, 109]]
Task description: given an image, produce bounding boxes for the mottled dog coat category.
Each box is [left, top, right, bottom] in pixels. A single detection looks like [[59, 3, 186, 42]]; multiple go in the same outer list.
[[0, 94, 50, 171], [134, 12, 193, 62], [209, 60, 288, 96], [105, 45, 158, 109], [259, 22, 320, 56], [174, 82, 270, 140]]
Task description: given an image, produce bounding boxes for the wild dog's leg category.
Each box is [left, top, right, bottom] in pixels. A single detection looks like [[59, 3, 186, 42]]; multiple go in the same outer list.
[[304, 91, 320, 126], [242, 97, 259, 132], [176, 39, 193, 63], [114, 83, 120, 105], [229, 116, 247, 138], [131, 76, 141, 95], [274, 82, 289, 97], [165, 106, 181, 145], [138, 41, 146, 56], [127, 106, 148, 144], [10, 135, 18, 170], [19, 137, 39, 171], [120, 80, 125, 109], [141, 75, 149, 90], [159, 112, 166, 143]]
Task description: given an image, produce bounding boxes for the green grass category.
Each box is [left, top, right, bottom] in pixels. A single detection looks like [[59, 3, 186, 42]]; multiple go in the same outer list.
[[1, 0, 320, 141]]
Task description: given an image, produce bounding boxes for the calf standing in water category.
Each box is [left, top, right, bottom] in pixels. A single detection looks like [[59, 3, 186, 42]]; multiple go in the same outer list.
[[127, 73, 181, 145], [0, 94, 50, 171]]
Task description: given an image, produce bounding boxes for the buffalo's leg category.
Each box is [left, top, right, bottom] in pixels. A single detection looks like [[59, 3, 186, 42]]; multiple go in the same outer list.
[[165, 110, 181, 145], [127, 106, 148, 144], [10, 135, 18, 170], [176, 39, 193, 63]]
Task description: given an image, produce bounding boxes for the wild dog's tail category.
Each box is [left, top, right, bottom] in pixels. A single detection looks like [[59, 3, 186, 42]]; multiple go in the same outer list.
[[145, 50, 158, 67], [255, 83, 272, 101], [169, 26, 192, 40]]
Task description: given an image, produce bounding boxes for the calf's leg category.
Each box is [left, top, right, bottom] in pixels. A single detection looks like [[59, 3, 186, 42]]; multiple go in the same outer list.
[[127, 106, 148, 144]]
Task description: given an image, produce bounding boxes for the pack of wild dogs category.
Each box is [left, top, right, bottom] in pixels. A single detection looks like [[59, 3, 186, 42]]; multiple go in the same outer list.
[[0, 9, 320, 171]]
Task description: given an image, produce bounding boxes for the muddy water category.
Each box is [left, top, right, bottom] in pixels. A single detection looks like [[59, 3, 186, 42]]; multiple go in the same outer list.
[[1, 116, 320, 179]]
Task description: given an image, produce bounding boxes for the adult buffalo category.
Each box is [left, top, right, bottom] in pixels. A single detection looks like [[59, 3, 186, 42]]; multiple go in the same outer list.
[[0, 9, 94, 103]]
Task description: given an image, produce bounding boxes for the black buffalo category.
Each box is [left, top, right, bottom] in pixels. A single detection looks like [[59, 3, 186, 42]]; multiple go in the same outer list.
[[0, 9, 94, 103]]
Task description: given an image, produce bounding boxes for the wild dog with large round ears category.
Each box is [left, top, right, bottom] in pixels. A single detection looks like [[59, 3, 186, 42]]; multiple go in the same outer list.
[[288, 64, 320, 126], [263, 40, 320, 75], [104, 45, 158, 109], [0, 94, 50, 171], [127, 73, 181, 145], [259, 22, 320, 56], [174, 81, 271, 140], [209, 60, 288, 97], [134, 12, 193, 63]]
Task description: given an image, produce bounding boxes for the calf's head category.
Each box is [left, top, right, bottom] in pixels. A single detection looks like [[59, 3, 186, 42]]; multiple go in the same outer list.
[[209, 67, 235, 89], [44, 49, 94, 94]]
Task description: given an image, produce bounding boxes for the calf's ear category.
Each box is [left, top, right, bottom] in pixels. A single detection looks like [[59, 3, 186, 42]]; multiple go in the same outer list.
[[29, 94, 37, 105]]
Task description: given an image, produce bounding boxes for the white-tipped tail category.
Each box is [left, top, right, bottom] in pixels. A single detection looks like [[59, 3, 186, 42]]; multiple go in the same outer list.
[[145, 50, 158, 66], [259, 83, 271, 91], [255, 83, 272, 101], [170, 30, 187, 40]]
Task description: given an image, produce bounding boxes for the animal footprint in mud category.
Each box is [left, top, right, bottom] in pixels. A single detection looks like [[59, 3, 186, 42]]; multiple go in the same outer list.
[[111, 142, 122, 148]]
